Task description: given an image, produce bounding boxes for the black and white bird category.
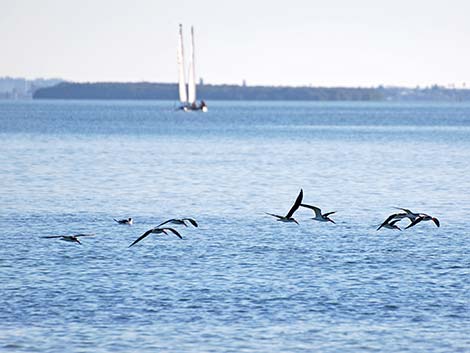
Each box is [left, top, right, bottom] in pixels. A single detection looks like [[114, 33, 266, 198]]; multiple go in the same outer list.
[[393, 207, 440, 228], [157, 218, 198, 228], [266, 189, 303, 224], [114, 217, 133, 225], [405, 214, 440, 229], [128, 227, 182, 247], [300, 204, 336, 224], [41, 233, 95, 245]]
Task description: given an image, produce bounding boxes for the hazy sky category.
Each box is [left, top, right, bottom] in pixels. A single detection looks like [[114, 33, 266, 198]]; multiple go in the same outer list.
[[1, 0, 469, 87]]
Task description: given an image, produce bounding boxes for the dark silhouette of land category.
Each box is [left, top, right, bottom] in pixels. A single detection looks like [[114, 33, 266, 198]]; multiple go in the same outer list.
[[32, 81, 470, 101]]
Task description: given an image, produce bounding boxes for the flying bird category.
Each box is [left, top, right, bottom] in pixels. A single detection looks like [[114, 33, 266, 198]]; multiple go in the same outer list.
[[405, 214, 440, 229], [41, 233, 95, 245], [157, 218, 198, 228], [114, 217, 133, 225], [266, 189, 303, 224], [300, 204, 336, 224], [128, 227, 182, 247]]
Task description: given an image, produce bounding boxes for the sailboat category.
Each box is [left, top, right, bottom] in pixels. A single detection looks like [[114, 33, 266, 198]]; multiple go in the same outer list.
[[177, 24, 207, 112]]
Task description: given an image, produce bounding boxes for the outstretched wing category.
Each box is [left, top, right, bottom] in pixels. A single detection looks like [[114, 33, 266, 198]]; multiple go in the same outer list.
[[128, 229, 153, 247], [286, 189, 303, 218], [405, 217, 423, 229], [265, 212, 283, 219], [162, 228, 183, 239], [74, 233, 95, 237], [184, 218, 198, 227], [156, 219, 175, 228], [393, 207, 413, 214], [300, 203, 322, 219], [41, 235, 63, 239], [432, 217, 440, 227], [377, 213, 399, 231], [323, 211, 336, 217]]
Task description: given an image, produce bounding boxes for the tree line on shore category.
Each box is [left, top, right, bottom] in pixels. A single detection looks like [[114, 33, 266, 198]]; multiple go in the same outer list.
[[33, 82, 470, 101]]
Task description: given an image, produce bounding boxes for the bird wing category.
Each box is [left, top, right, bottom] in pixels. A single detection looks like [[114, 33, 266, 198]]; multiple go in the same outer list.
[[265, 213, 284, 219], [323, 211, 336, 217], [393, 207, 414, 214], [184, 218, 198, 227], [162, 228, 183, 239], [300, 203, 322, 218], [74, 233, 95, 237], [41, 235, 64, 239], [432, 217, 440, 227], [113, 218, 121, 223], [156, 219, 175, 228], [390, 220, 400, 226], [128, 229, 153, 247], [286, 189, 303, 218], [377, 213, 398, 231], [405, 217, 423, 229]]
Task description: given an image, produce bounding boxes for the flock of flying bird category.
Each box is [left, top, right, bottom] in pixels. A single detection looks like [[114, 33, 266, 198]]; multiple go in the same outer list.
[[265, 189, 440, 231], [41, 189, 440, 246], [41, 218, 199, 246]]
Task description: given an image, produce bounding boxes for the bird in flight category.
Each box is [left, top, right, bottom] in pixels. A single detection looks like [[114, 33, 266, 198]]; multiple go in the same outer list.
[[266, 189, 303, 224], [300, 204, 336, 224], [157, 218, 198, 228], [114, 217, 133, 225], [41, 233, 95, 245], [128, 227, 182, 247], [405, 214, 440, 229]]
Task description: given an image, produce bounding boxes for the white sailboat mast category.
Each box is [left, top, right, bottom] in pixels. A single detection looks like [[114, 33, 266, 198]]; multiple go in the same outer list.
[[187, 26, 197, 104], [177, 24, 188, 103]]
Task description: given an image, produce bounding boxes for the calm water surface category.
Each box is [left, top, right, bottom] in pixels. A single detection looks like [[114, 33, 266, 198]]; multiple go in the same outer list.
[[0, 100, 469, 352]]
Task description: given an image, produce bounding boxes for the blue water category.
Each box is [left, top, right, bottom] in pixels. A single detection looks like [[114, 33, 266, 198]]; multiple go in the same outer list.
[[0, 100, 469, 352]]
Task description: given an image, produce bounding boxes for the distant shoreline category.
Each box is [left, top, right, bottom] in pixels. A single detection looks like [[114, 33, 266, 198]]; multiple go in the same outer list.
[[30, 82, 470, 102]]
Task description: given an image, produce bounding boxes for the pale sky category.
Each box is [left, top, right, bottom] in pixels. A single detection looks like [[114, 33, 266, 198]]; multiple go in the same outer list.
[[1, 0, 469, 87]]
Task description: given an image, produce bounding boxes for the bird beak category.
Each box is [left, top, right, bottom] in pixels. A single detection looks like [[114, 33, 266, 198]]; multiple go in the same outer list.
[[294, 219, 299, 225]]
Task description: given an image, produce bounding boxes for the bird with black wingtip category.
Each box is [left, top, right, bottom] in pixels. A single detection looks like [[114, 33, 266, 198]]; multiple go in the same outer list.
[[266, 189, 303, 224]]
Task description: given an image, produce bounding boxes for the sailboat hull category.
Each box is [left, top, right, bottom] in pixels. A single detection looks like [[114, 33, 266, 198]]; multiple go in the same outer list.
[[179, 103, 208, 112]]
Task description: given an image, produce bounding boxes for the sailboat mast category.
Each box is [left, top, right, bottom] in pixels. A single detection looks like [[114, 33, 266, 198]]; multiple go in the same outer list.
[[187, 26, 197, 104], [177, 24, 188, 103]]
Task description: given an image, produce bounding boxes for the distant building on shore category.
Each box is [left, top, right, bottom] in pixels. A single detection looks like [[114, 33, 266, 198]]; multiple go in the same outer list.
[[0, 77, 62, 99]]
